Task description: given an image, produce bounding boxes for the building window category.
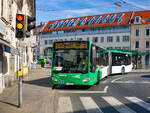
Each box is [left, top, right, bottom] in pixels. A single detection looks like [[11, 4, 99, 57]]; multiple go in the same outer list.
[[122, 47, 129, 50], [93, 37, 98, 42], [134, 16, 141, 23], [115, 47, 121, 50], [79, 38, 82, 41], [102, 15, 108, 24], [107, 47, 113, 50], [94, 16, 101, 24], [117, 14, 123, 23], [107, 36, 113, 42], [49, 40, 53, 44], [135, 41, 139, 48], [45, 40, 48, 45], [60, 39, 63, 41], [109, 14, 116, 23], [79, 18, 86, 26], [54, 39, 58, 42], [101, 37, 104, 42], [146, 41, 150, 48], [146, 29, 150, 36], [87, 37, 89, 41], [136, 29, 139, 36], [87, 16, 94, 25], [123, 36, 129, 42], [116, 36, 120, 42]]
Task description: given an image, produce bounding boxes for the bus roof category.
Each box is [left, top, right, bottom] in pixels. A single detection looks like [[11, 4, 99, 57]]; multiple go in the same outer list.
[[107, 49, 132, 55]]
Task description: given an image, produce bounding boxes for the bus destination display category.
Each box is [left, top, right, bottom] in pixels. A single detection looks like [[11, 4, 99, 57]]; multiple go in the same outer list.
[[55, 42, 88, 49]]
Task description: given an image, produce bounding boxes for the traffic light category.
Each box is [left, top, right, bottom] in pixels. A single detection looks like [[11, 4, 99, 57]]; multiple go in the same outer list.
[[16, 14, 25, 39], [26, 16, 36, 32]]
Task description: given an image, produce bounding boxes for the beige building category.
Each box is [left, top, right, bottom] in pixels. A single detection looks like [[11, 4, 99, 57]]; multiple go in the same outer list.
[[131, 11, 150, 68], [0, 0, 35, 93]]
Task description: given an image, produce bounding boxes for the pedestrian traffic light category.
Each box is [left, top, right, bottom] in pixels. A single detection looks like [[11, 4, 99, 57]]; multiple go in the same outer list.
[[26, 16, 36, 32], [16, 14, 25, 39]]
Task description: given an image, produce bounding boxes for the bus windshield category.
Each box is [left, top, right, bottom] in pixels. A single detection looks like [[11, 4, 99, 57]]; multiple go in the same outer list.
[[53, 49, 89, 73]]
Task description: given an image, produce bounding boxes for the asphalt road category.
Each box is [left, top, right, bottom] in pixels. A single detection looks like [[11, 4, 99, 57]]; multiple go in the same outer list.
[[53, 72, 150, 113]]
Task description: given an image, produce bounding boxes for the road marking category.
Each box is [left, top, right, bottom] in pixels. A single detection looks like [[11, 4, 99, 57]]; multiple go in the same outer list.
[[104, 85, 108, 92], [57, 97, 73, 113], [125, 97, 150, 111], [102, 97, 136, 113], [58, 85, 108, 94], [112, 81, 150, 84], [80, 97, 103, 113], [111, 76, 126, 83]]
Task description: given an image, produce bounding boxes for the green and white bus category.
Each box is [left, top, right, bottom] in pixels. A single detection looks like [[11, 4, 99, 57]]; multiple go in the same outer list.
[[51, 41, 132, 88], [51, 41, 110, 88]]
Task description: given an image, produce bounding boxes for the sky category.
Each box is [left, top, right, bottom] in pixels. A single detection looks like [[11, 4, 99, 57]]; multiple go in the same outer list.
[[36, 0, 150, 25]]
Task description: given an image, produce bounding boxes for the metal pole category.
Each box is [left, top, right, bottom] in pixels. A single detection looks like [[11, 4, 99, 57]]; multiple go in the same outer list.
[[18, 39, 23, 108]]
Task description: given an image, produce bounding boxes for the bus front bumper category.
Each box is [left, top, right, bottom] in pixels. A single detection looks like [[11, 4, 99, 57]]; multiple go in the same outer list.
[[51, 76, 95, 86]]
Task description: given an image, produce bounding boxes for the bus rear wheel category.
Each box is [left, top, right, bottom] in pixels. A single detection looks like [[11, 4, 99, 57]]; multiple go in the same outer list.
[[121, 67, 125, 75]]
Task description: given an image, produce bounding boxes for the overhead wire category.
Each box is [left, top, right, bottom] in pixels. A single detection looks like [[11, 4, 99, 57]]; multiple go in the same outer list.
[[118, 0, 148, 10]]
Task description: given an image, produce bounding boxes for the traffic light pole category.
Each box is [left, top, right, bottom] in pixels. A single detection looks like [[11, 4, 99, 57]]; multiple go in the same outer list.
[[18, 39, 23, 108], [16, 13, 35, 108]]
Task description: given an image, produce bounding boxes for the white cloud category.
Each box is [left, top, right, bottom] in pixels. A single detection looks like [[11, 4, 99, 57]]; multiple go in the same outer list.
[[64, 9, 94, 14]]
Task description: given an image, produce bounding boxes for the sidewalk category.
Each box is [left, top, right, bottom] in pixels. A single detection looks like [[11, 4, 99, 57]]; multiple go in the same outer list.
[[0, 65, 55, 113], [132, 69, 150, 73]]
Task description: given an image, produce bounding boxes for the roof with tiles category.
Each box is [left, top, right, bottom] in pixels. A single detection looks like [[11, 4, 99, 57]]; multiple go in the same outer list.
[[131, 10, 150, 24], [42, 10, 150, 33], [34, 24, 45, 35]]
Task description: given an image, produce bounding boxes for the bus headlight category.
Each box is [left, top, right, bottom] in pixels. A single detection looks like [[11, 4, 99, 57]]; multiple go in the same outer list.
[[83, 77, 91, 83], [52, 77, 58, 82]]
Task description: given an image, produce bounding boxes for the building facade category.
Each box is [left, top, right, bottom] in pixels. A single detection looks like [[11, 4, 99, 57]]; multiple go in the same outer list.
[[33, 23, 45, 62], [0, 0, 35, 93], [131, 11, 150, 68]]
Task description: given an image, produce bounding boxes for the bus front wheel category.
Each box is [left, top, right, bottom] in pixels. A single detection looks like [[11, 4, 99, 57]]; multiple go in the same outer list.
[[52, 85, 56, 89]]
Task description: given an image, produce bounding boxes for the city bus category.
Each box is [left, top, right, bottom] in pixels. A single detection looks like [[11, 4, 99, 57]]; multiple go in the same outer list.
[[51, 41, 110, 88]]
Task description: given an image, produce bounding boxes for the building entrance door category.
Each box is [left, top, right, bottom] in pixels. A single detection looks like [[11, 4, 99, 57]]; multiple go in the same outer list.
[[145, 55, 150, 66]]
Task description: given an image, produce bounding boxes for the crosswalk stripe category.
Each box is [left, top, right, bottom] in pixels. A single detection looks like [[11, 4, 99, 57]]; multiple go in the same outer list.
[[102, 97, 136, 113], [80, 97, 103, 113], [58, 97, 73, 113], [125, 97, 150, 111]]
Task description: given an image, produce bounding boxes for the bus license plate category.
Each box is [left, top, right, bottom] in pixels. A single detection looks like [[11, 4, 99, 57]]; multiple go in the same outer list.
[[58, 81, 64, 84], [66, 83, 74, 85]]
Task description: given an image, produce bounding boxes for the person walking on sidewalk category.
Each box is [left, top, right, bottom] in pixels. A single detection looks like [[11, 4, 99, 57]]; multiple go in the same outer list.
[[41, 60, 45, 68]]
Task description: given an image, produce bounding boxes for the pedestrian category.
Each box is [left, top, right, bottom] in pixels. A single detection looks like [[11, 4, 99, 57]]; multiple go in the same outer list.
[[41, 60, 45, 68]]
